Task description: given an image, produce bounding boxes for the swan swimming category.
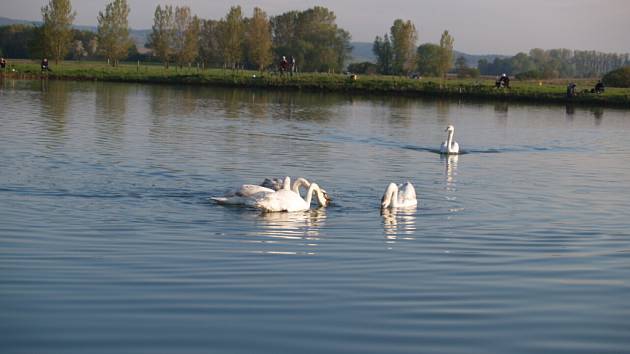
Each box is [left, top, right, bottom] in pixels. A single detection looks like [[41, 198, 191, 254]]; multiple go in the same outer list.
[[254, 182, 329, 212], [263, 177, 332, 202], [211, 176, 290, 206], [381, 181, 418, 209], [440, 125, 460, 154], [211, 176, 331, 206]]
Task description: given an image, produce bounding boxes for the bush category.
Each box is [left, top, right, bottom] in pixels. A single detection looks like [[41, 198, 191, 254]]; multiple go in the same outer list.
[[347, 61, 378, 75], [602, 66, 630, 88]]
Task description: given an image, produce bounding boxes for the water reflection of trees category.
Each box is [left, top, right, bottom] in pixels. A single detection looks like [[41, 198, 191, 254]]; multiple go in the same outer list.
[[40, 80, 70, 137], [95, 82, 129, 143]]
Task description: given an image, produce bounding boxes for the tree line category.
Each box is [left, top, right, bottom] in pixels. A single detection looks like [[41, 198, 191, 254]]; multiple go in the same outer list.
[[1, 0, 628, 78], [0, 0, 352, 72], [354, 20, 467, 83], [478, 49, 630, 79]]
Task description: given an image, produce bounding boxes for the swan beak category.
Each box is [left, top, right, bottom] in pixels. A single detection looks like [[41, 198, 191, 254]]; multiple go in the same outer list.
[[323, 192, 332, 202]]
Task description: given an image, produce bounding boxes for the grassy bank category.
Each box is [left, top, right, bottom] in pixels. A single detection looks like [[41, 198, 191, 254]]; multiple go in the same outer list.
[[2, 60, 629, 107]]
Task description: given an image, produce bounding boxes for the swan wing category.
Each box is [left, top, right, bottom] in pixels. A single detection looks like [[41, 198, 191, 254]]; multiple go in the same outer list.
[[398, 182, 417, 202], [236, 184, 275, 197]]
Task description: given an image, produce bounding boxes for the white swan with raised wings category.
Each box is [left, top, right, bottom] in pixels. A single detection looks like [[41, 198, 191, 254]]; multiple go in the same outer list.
[[381, 181, 418, 209]]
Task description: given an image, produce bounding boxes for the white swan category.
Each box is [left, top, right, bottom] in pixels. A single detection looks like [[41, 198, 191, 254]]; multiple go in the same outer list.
[[211, 176, 291, 205], [254, 183, 329, 212], [440, 125, 460, 154], [381, 181, 418, 209], [263, 176, 332, 202]]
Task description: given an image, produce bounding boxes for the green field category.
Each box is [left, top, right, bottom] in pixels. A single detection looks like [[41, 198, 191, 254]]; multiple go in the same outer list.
[[2, 60, 629, 107]]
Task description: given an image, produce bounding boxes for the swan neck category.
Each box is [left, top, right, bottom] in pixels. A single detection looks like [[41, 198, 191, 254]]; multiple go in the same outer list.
[[305, 183, 324, 206], [383, 183, 399, 208], [292, 178, 309, 195], [447, 129, 454, 149]]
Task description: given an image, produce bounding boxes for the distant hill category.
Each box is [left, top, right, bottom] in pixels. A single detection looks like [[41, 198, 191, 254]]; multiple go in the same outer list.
[[0, 16, 39, 26], [349, 41, 507, 68]]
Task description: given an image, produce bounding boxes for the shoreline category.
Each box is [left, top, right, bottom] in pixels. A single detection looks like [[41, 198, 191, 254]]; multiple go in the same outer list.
[[2, 63, 629, 108]]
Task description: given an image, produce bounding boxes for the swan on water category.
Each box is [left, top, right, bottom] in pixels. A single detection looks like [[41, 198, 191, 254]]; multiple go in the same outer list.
[[211, 176, 290, 206], [440, 125, 460, 154], [263, 177, 332, 202], [254, 182, 329, 212], [211, 176, 331, 206], [381, 181, 418, 209]]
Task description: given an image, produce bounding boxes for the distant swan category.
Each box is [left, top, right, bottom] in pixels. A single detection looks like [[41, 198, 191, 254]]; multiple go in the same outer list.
[[254, 182, 329, 212], [440, 125, 460, 154], [381, 181, 418, 209]]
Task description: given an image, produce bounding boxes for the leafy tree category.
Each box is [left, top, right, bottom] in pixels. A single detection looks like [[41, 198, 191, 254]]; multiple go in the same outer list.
[[97, 0, 132, 67], [173, 6, 199, 67], [246, 7, 272, 71], [416, 43, 441, 76], [0, 25, 38, 58], [270, 7, 351, 72], [438, 30, 454, 85], [219, 6, 245, 69], [373, 35, 393, 75], [602, 66, 630, 87], [147, 5, 174, 67], [390, 19, 417, 75], [199, 19, 222, 68], [347, 61, 378, 75], [41, 0, 76, 64]]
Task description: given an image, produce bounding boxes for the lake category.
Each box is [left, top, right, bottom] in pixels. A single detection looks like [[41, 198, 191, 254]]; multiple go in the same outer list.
[[1, 79, 629, 354]]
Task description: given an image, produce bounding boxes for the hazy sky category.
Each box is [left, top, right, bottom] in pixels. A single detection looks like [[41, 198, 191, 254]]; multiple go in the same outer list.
[[2, 0, 629, 54]]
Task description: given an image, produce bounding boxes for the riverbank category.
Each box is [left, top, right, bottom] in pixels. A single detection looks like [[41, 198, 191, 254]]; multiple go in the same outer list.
[[2, 61, 629, 107]]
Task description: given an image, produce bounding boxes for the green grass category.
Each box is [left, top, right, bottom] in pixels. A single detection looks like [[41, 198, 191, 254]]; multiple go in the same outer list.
[[3, 60, 630, 107]]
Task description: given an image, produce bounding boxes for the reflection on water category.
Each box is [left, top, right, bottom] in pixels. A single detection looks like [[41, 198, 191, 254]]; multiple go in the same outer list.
[[251, 209, 327, 255], [2, 80, 630, 354], [382, 207, 417, 244], [40, 79, 70, 136]]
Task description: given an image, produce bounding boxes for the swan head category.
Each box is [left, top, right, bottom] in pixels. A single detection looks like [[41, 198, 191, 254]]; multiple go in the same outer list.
[[445, 125, 455, 133]]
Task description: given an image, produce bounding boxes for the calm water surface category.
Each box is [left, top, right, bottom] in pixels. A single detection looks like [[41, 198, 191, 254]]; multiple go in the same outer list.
[[1, 80, 630, 354]]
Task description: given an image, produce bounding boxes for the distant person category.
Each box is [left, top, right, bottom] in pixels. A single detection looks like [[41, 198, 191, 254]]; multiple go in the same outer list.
[[566, 82, 577, 98], [280, 56, 288, 75], [594, 81, 605, 94], [290, 56, 296, 76], [0, 57, 6, 69], [41, 58, 49, 72]]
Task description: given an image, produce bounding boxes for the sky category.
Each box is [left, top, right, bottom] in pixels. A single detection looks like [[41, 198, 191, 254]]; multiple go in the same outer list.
[[2, 0, 629, 55]]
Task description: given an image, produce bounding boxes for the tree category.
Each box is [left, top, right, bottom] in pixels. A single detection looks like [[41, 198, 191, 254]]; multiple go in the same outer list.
[[373, 35, 393, 75], [173, 6, 199, 68], [199, 19, 222, 68], [390, 19, 417, 75], [147, 5, 174, 67], [416, 43, 441, 76], [438, 30, 454, 86], [41, 0, 76, 64], [97, 0, 132, 67], [270, 7, 351, 73], [246, 7, 272, 71], [219, 6, 245, 69]]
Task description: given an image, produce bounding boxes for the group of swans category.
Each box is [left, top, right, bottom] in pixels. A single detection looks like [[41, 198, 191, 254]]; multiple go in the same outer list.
[[211, 176, 330, 212], [213, 125, 460, 213]]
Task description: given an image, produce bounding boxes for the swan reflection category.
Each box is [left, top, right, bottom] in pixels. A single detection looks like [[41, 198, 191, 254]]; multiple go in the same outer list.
[[382, 207, 417, 243], [442, 154, 458, 189], [251, 209, 327, 255]]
